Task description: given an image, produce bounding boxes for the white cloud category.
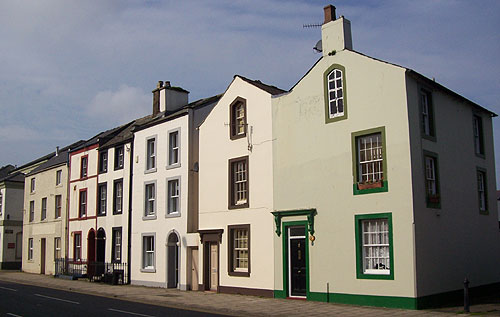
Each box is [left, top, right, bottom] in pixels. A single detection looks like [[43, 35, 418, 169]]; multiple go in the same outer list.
[[87, 85, 150, 125]]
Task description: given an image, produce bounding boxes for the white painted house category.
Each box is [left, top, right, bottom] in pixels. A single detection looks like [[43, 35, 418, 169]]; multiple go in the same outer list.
[[198, 75, 284, 296], [131, 81, 219, 289], [271, 5, 500, 309]]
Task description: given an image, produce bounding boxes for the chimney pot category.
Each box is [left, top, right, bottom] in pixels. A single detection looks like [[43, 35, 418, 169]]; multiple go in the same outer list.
[[323, 5, 336, 24], [55, 146, 59, 156], [165, 81, 171, 88], [157, 81, 163, 88]]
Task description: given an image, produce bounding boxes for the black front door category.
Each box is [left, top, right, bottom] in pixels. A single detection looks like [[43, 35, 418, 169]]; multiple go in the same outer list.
[[289, 226, 306, 297]]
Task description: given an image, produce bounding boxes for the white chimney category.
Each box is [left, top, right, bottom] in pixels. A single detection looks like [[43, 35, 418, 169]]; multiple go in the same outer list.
[[321, 5, 352, 56], [157, 81, 189, 113]]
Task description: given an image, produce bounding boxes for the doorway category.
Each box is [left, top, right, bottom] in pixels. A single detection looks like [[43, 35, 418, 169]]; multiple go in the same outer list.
[[87, 230, 96, 277], [167, 232, 179, 288], [96, 228, 106, 276], [203, 242, 219, 291], [40, 238, 46, 275], [190, 247, 199, 291], [284, 223, 308, 298]]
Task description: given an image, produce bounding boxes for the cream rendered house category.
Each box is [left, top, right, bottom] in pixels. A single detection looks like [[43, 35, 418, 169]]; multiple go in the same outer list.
[[0, 166, 23, 269], [131, 81, 219, 289], [198, 75, 284, 295], [271, 5, 499, 309], [22, 144, 82, 275]]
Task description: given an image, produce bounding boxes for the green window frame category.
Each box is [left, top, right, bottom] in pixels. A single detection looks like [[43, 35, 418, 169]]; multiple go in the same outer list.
[[476, 167, 488, 215], [324, 64, 348, 123], [351, 127, 388, 195], [355, 213, 394, 280], [423, 151, 440, 209], [419, 88, 436, 141]]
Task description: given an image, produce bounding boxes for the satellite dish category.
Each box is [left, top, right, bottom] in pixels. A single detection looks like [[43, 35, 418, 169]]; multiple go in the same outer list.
[[314, 40, 322, 53]]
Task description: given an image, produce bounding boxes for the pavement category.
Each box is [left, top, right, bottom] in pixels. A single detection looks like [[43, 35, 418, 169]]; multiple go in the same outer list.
[[0, 271, 499, 316]]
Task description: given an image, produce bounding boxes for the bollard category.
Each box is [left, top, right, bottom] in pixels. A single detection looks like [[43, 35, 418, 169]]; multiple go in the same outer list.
[[464, 278, 470, 313]]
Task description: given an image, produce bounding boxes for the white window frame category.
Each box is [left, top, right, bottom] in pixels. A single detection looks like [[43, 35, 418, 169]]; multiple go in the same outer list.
[[98, 183, 107, 215], [232, 228, 249, 272], [327, 68, 344, 118], [56, 169, 62, 186], [167, 128, 181, 169], [477, 169, 487, 212], [361, 218, 390, 275], [113, 179, 123, 214], [74, 233, 81, 261], [357, 133, 383, 183], [144, 181, 156, 219], [79, 190, 87, 218], [0, 191, 3, 216], [28, 238, 33, 260], [421, 91, 431, 136], [115, 146, 124, 170], [425, 156, 437, 196], [166, 177, 181, 217], [30, 178, 35, 193], [80, 156, 88, 178], [141, 233, 155, 272], [473, 115, 484, 155], [29, 200, 35, 222], [145, 135, 157, 172], [112, 227, 122, 262]]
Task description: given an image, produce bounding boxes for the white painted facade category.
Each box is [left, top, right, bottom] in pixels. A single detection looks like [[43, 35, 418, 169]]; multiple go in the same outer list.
[[198, 76, 276, 295], [0, 181, 24, 269]]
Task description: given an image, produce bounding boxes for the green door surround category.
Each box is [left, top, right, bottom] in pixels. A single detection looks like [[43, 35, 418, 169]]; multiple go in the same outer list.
[[271, 209, 317, 237]]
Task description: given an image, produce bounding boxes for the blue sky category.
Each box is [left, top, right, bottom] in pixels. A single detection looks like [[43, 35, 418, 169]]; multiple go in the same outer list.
[[1, 0, 499, 185]]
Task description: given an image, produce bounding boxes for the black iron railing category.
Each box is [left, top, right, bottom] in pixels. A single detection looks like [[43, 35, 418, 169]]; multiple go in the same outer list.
[[55, 258, 128, 284]]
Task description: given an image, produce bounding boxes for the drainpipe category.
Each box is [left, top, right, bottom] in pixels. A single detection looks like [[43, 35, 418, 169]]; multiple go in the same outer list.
[[65, 150, 71, 266], [127, 140, 134, 284]]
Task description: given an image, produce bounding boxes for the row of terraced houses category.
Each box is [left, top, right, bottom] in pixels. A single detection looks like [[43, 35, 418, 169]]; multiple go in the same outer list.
[[1, 6, 499, 309]]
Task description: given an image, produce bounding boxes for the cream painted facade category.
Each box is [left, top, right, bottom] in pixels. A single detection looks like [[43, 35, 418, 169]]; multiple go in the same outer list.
[[0, 180, 24, 269], [22, 163, 68, 275], [271, 8, 499, 309], [131, 94, 217, 290], [198, 76, 277, 295]]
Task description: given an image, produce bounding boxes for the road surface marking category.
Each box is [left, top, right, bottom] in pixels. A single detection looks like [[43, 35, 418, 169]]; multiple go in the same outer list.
[[108, 308, 155, 317], [7, 313, 22, 317], [34, 293, 80, 304], [0, 286, 18, 291]]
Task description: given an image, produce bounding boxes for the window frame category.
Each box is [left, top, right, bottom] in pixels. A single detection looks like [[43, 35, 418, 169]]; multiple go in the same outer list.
[[143, 181, 156, 219], [477, 167, 488, 214], [113, 179, 123, 215], [229, 97, 247, 140], [166, 177, 181, 217], [73, 232, 82, 261], [324, 64, 348, 123], [228, 156, 249, 209], [80, 155, 88, 179], [419, 88, 436, 141], [114, 145, 124, 170], [145, 135, 157, 173], [54, 237, 61, 260], [78, 189, 87, 218], [351, 127, 388, 195], [423, 151, 441, 209], [55, 169, 62, 186], [41, 197, 47, 220], [99, 149, 108, 173], [0, 192, 3, 216], [355, 213, 394, 280], [228, 224, 250, 277], [29, 200, 35, 222], [98, 182, 107, 216], [30, 177, 35, 193], [28, 238, 34, 261], [55, 195, 62, 219], [141, 233, 156, 272], [473, 114, 485, 157], [112, 227, 122, 263], [167, 128, 181, 169]]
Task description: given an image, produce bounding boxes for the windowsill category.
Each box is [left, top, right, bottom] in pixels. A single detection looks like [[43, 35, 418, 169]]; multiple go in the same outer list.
[[166, 163, 181, 170], [353, 181, 388, 195], [142, 215, 157, 221], [114, 167, 124, 171], [421, 134, 436, 142], [113, 211, 123, 215], [357, 271, 393, 280], [144, 168, 157, 174], [166, 212, 181, 218], [325, 113, 347, 124], [230, 133, 246, 141], [55, 184, 63, 188], [140, 268, 156, 273], [99, 170, 108, 174], [475, 153, 485, 159], [228, 202, 249, 210], [97, 213, 106, 217], [228, 271, 250, 277], [479, 209, 489, 215]]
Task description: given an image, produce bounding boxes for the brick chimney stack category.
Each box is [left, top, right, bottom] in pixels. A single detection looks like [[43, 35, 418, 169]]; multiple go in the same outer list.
[[323, 5, 336, 24], [321, 4, 352, 56]]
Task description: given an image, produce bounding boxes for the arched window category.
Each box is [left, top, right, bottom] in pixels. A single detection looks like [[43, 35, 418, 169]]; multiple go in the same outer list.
[[327, 68, 344, 118]]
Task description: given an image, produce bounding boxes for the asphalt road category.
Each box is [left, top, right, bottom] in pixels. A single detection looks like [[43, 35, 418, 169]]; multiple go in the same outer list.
[[0, 281, 224, 317]]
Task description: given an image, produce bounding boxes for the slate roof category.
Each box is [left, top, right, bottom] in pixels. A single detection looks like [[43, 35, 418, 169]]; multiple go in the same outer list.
[[0, 165, 15, 179], [0, 171, 24, 183], [236, 75, 286, 96]]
